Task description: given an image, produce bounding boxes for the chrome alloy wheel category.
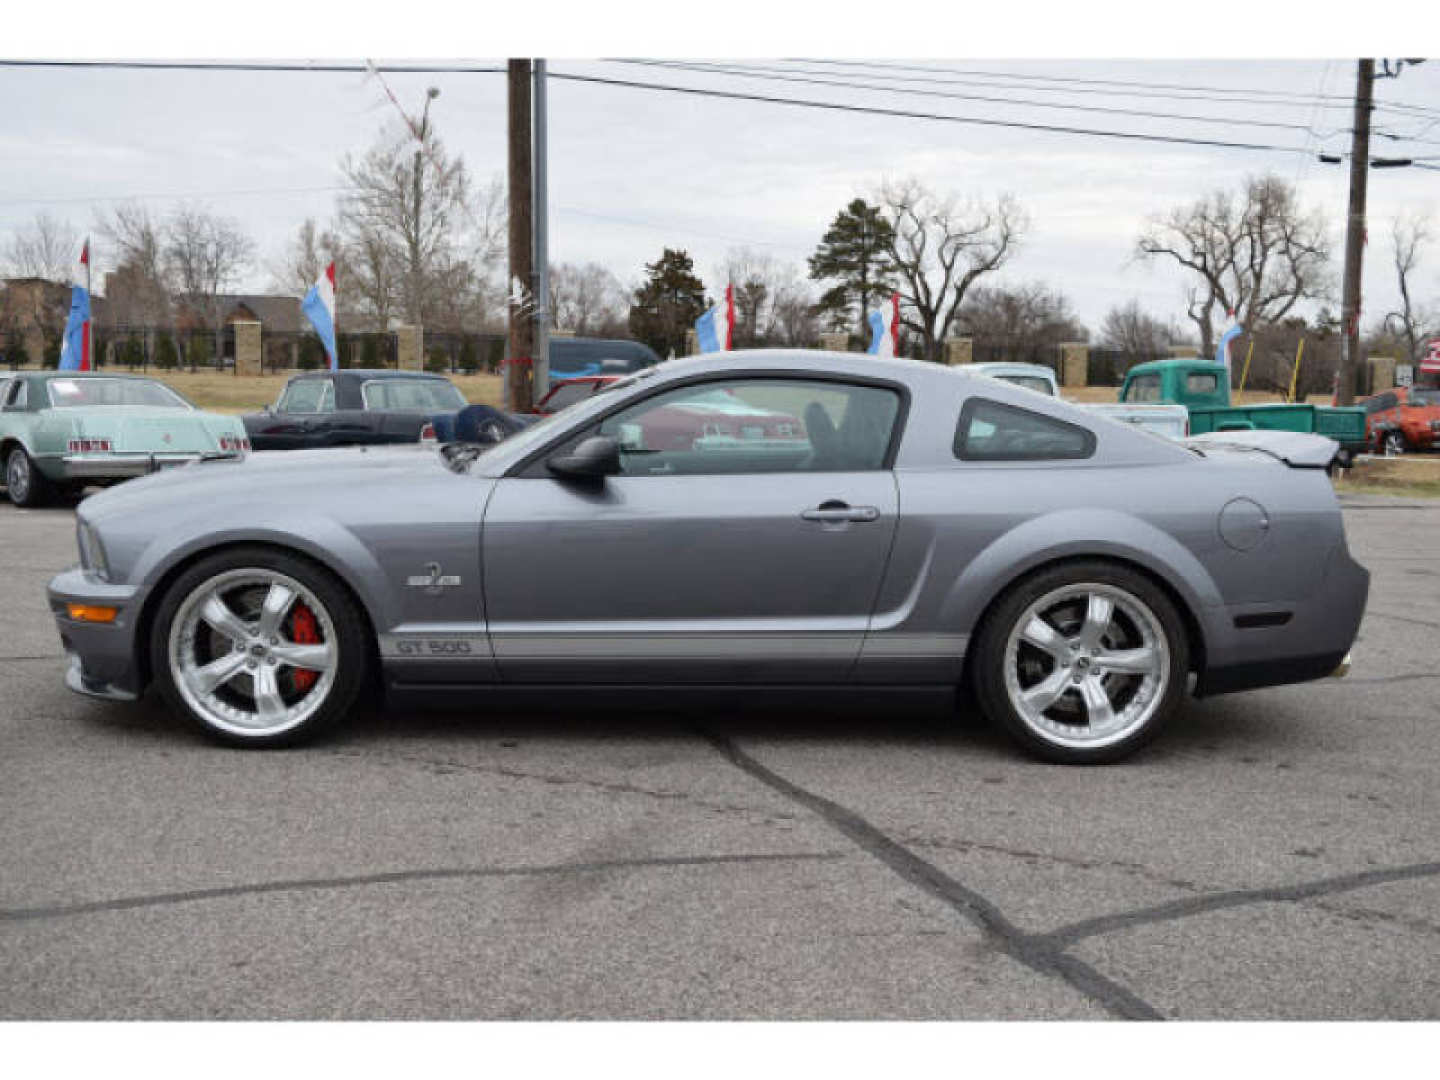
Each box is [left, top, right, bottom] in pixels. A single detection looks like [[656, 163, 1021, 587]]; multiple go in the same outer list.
[[1002, 582, 1170, 751], [168, 568, 338, 739], [6, 449, 31, 503]]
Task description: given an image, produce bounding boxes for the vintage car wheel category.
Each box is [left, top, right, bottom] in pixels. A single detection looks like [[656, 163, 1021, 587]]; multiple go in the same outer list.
[[1383, 431, 1405, 456], [5, 446, 57, 508], [150, 547, 369, 748], [972, 561, 1189, 765]]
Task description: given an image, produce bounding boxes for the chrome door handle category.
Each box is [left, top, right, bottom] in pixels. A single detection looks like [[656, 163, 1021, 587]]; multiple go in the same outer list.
[[801, 504, 881, 523]]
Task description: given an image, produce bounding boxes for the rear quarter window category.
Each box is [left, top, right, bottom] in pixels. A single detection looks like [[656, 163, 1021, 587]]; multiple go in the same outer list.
[[954, 397, 1096, 462]]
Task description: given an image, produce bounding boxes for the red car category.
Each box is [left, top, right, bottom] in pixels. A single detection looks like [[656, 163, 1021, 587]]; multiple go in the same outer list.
[[1360, 386, 1440, 454]]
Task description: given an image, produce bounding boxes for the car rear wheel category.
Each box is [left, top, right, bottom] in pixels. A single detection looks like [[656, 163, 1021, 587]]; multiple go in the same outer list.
[[150, 547, 369, 748], [1383, 430, 1405, 456], [972, 561, 1189, 764], [5, 446, 53, 508]]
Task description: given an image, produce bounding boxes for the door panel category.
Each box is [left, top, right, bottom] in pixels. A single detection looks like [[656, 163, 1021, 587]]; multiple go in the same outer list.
[[482, 472, 899, 683]]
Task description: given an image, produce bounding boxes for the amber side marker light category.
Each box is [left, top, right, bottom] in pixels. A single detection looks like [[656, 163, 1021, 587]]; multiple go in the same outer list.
[[67, 604, 118, 623]]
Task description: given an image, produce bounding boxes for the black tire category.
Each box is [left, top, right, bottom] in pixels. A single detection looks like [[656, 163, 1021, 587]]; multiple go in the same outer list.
[[1383, 431, 1405, 457], [148, 545, 371, 748], [970, 560, 1190, 765], [5, 445, 54, 508]]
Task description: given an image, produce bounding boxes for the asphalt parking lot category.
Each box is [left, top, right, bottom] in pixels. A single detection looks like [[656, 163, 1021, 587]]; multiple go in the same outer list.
[[1, 493, 1437, 1021]]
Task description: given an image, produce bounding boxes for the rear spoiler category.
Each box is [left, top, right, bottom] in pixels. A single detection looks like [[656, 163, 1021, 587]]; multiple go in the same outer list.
[[1184, 430, 1339, 468]]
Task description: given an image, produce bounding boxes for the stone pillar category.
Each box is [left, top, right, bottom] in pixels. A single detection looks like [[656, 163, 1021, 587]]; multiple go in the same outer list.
[[1368, 355, 1397, 394], [1060, 342, 1089, 388], [944, 337, 974, 366], [819, 332, 849, 353], [395, 326, 423, 371], [1168, 344, 1200, 358], [233, 321, 262, 377], [685, 329, 700, 356]]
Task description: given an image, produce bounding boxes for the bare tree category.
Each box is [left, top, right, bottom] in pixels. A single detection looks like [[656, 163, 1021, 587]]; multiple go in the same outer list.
[[1099, 299, 1182, 363], [877, 178, 1026, 363], [271, 218, 342, 297], [1136, 174, 1332, 357], [163, 204, 255, 368], [96, 204, 172, 364], [336, 115, 474, 329], [4, 213, 81, 281], [713, 247, 816, 347], [549, 261, 628, 337], [1382, 210, 1437, 366], [957, 282, 1088, 362]]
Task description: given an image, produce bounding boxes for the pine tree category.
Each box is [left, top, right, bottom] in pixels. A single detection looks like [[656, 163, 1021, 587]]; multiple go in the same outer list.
[[808, 199, 897, 340], [629, 248, 707, 357]]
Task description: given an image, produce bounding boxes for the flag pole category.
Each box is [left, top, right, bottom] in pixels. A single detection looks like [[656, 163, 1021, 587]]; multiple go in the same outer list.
[[83, 238, 92, 370]]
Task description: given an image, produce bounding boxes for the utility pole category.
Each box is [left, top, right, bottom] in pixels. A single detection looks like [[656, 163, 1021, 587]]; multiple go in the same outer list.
[[410, 87, 439, 330], [533, 59, 550, 400], [1336, 58, 1374, 407], [506, 59, 535, 412]]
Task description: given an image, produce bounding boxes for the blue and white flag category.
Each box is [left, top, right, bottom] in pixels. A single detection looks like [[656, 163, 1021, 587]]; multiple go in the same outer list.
[[695, 284, 734, 354], [301, 261, 338, 370], [867, 292, 900, 357], [57, 284, 91, 371], [1215, 314, 1242, 372], [58, 240, 91, 371]]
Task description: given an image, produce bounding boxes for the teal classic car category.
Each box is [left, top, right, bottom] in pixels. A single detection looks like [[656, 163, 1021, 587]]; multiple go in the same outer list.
[[0, 371, 249, 507]]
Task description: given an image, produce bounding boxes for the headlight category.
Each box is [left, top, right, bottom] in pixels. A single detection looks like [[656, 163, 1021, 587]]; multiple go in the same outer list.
[[76, 519, 111, 581]]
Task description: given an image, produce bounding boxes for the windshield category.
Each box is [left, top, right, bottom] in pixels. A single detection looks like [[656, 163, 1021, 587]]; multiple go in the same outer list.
[[485, 375, 636, 462], [361, 378, 467, 411], [543, 381, 598, 411], [1407, 389, 1440, 407], [46, 377, 190, 409]]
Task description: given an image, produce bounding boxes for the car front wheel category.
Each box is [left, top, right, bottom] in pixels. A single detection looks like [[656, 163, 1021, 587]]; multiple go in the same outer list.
[[972, 561, 1189, 764], [150, 547, 370, 747], [1383, 430, 1405, 456]]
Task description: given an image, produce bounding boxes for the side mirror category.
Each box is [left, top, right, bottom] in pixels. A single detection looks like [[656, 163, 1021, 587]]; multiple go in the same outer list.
[[547, 435, 621, 479]]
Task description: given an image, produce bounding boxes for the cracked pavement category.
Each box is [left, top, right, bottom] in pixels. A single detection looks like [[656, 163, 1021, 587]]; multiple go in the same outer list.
[[1, 494, 1437, 1019]]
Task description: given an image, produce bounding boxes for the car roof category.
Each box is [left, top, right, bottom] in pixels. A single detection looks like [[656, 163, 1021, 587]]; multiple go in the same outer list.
[[296, 369, 453, 381], [968, 362, 1056, 378], [1125, 358, 1224, 377]]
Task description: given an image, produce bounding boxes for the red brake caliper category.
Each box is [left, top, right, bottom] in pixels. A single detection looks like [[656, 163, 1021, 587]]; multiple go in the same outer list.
[[289, 603, 321, 693]]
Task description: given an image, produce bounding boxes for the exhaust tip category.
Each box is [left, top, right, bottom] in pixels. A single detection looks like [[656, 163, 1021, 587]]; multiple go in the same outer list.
[[1329, 652, 1352, 679]]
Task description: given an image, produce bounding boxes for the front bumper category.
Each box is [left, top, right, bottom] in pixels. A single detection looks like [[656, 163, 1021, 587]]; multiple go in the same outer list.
[[48, 566, 145, 701]]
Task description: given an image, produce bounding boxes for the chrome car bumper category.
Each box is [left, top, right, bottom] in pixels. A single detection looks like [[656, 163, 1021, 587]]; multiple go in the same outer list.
[[59, 452, 217, 479]]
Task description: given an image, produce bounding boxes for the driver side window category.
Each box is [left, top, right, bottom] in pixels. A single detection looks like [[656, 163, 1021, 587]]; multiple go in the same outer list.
[[278, 379, 334, 414], [590, 377, 902, 477]]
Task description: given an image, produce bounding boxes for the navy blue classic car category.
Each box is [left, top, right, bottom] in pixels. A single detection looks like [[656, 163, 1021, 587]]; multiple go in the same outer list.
[[241, 370, 525, 451]]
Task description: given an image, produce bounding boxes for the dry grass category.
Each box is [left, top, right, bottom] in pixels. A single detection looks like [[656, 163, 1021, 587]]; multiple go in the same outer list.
[[1334, 455, 1440, 500], [144, 370, 505, 414]]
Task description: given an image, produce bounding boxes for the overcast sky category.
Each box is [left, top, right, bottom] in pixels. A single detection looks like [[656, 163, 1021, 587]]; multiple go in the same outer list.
[[3, 50, 1437, 338]]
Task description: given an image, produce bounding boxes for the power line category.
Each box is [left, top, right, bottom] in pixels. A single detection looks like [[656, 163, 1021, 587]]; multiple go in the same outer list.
[[610, 59, 1353, 139], [785, 58, 1440, 118], [0, 184, 351, 208], [549, 69, 1314, 155], [0, 59, 504, 74]]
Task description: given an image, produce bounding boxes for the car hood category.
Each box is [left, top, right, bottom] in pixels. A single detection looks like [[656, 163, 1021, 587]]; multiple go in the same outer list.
[[80, 443, 456, 522]]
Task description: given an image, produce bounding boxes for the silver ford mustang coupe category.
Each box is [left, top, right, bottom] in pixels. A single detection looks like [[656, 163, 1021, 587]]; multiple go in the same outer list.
[[48, 350, 1368, 764]]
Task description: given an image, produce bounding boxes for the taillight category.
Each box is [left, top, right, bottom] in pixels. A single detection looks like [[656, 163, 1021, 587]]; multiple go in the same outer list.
[[67, 438, 112, 453], [217, 436, 251, 452], [418, 422, 437, 443]]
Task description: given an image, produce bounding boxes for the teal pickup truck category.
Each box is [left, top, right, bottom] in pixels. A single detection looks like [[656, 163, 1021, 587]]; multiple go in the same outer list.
[[1119, 358, 1368, 466]]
